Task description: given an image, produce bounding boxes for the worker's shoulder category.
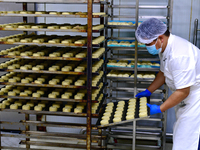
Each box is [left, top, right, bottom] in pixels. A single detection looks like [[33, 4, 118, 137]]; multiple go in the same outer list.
[[170, 35, 194, 55]]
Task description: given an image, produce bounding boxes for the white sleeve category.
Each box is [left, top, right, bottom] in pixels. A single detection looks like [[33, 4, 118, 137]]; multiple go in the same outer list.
[[169, 56, 196, 89], [159, 53, 164, 73]]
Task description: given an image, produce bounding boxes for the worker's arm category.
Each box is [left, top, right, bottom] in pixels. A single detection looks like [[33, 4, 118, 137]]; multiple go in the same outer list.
[[136, 70, 165, 98], [147, 70, 165, 93], [160, 87, 190, 112]]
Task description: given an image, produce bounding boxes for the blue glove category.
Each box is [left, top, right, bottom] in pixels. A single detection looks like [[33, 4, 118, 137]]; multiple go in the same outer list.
[[135, 89, 151, 98], [147, 103, 162, 115]]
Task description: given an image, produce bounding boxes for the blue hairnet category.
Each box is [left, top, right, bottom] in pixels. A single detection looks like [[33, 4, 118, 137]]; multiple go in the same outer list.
[[135, 18, 167, 44]]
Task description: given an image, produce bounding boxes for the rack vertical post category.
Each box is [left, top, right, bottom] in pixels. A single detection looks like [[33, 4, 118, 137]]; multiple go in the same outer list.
[[87, 0, 93, 149]]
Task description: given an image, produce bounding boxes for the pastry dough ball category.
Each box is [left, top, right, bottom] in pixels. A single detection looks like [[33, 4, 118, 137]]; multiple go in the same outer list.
[[26, 102, 34, 107], [0, 103, 6, 109], [36, 90, 44, 96], [25, 77, 33, 82], [114, 110, 123, 115], [118, 101, 125, 105], [13, 89, 20, 95], [113, 117, 121, 123], [34, 105, 42, 111], [76, 104, 85, 109], [22, 105, 31, 110], [52, 103, 60, 108], [140, 97, 147, 101], [116, 107, 124, 111], [48, 93, 57, 98], [14, 101, 22, 106], [139, 112, 148, 118], [114, 113, 122, 118], [74, 108, 83, 113], [126, 111, 135, 116], [38, 103, 46, 108], [34, 80, 43, 84], [107, 102, 114, 106], [9, 78, 17, 83], [2, 100, 10, 106], [139, 108, 147, 113], [126, 114, 135, 120], [23, 90, 32, 95], [21, 79, 30, 83], [140, 105, 147, 109], [102, 115, 110, 120], [100, 119, 109, 125], [8, 91, 16, 96], [61, 94, 70, 99], [106, 105, 113, 109], [117, 103, 125, 107], [62, 107, 71, 112], [49, 80, 57, 85], [49, 106, 58, 112], [32, 93, 41, 98], [105, 108, 113, 113], [103, 112, 112, 117], [10, 104, 18, 109], [129, 98, 136, 103]]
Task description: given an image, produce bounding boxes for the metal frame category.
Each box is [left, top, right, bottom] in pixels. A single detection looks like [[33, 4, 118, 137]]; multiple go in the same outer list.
[[0, 1, 109, 150], [106, 0, 173, 149], [193, 19, 200, 46]]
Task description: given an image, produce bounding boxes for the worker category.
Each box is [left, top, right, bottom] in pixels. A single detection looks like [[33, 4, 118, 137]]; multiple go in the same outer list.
[[135, 18, 200, 150]]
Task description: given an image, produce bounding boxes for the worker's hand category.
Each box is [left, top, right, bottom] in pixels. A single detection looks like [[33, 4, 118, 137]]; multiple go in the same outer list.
[[135, 89, 151, 98], [147, 103, 162, 115]]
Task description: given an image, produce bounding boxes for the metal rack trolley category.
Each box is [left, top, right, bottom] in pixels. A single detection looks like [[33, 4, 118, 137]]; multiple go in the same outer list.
[[0, 0, 109, 149], [104, 0, 173, 149], [193, 19, 200, 47]]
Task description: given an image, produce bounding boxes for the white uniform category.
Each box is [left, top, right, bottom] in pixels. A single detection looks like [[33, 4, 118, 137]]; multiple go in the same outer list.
[[159, 34, 200, 150]]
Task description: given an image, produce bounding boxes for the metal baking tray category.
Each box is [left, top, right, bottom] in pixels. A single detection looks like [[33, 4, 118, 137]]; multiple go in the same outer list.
[[107, 25, 136, 29], [0, 13, 108, 18], [0, 27, 105, 33], [0, 99, 100, 117], [107, 76, 155, 82], [0, 0, 108, 4], [107, 67, 159, 72], [96, 97, 150, 128], [0, 61, 103, 75], [1, 120, 98, 129], [0, 73, 104, 89], [0, 95, 98, 103], [0, 82, 99, 89], [0, 82, 106, 103], [0, 40, 105, 48], [0, 49, 105, 61], [0, 107, 99, 118]]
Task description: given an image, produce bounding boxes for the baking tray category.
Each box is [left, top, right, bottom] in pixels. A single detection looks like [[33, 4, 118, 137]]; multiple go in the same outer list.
[[0, 60, 104, 75], [107, 76, 155, 82], [107, 40, 145, 48], [0, 41, 105, 48], [0, 97, 103, 117], [96, 97, 150, 128], [0, 27, 105, 33], [0, 72, 104, 89], [0, 45, 105, 61], [0, 0, 108, 3], [0, 95, 98, 103]]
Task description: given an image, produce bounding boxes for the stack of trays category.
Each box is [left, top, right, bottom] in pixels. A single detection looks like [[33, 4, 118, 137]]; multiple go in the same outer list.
[[96, 97, 150, 128]]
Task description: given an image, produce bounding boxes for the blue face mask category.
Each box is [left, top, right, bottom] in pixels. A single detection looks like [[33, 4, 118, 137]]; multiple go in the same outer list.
[[146, 39, 162, 55]]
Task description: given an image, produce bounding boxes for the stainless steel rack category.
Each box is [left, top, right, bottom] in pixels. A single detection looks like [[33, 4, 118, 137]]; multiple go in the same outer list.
[[193, 19, 200, 47], [104, 0, 173, 150], [0, 0, 109, 150]]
